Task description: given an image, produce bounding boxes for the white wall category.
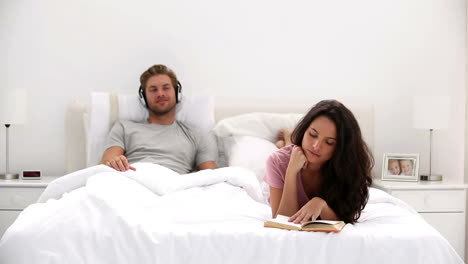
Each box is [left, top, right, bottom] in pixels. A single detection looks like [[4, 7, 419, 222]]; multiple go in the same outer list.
[[465, 1, 468, 260], [0, 0, 465, 183]]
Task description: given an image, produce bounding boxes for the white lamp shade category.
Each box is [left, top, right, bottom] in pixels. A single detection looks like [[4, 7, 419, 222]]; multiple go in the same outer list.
[[0, 89, 28, 125], [413, 96, 450, 130]]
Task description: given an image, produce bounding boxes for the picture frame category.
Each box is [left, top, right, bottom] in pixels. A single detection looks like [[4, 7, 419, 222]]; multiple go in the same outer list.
[[381, 153, 419, 182]]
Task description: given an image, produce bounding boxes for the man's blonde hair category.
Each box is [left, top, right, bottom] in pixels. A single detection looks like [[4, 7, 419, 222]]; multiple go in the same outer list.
[[140, 64, 178, 90]]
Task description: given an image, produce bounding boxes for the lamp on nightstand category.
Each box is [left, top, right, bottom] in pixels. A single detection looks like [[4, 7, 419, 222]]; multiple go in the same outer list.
[[412, 96, 450, 181], [0, 90, 27, 179]]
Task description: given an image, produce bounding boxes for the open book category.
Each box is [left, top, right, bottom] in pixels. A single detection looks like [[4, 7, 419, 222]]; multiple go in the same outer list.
[[264, 215, 345, 232]]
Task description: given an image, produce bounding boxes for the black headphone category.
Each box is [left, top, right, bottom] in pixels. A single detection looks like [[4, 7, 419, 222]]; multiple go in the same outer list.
[[138, 81, 182, 108]]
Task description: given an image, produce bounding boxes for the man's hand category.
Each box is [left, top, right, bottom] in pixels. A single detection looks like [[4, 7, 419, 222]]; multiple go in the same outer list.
[[197, 161, 217, 170], [105, 155, 136, 172], [100, 146, 136, 172]]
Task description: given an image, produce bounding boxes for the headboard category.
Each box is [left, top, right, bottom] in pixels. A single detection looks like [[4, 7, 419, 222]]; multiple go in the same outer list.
[[65, 95, 374, 174]]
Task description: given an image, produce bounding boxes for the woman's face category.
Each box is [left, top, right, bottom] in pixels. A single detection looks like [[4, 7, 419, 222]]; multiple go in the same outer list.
[[301, 115, 337, 166]]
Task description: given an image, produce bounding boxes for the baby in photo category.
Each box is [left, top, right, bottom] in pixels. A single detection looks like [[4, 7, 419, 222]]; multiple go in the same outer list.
[[399, 159, 414, 176], [387, 159, 401, 175], [388, 159, 401, 175]]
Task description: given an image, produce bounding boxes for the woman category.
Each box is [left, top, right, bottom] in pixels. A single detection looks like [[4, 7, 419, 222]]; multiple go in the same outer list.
[[264, 100, 373, 224]]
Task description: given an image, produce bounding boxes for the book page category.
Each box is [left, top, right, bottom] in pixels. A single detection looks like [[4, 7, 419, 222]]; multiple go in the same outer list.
[[301, 220, 345, 232], [272, 216, 341, 227], [269, 215, 301, 229], [304, 220, 342, 226]]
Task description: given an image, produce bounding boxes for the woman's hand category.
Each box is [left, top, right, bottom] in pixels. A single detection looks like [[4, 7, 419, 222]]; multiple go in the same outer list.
[[287, 146, 308, 175], [289, 197, 326, 224]]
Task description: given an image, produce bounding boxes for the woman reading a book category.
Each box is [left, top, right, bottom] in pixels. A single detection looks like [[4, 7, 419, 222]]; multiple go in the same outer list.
[[264, 100, 374, 224]]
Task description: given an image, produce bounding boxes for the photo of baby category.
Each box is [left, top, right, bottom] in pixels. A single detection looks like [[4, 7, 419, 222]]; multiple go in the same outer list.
[[382, 153, 419, 181], [387, 159, 401, 175], [399, 159, 414, 176], [387, 159, 414, 176]]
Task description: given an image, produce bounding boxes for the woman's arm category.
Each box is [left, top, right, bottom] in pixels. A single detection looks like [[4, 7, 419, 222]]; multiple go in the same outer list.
[[269, 146, 308, 217], [269, 187, 283, 216], [289, 197, 339, 223], [318, 199, 339, 220], [270, 146, 339, 223], [271, 166, 300, 217], [289, 197, 340, 224]]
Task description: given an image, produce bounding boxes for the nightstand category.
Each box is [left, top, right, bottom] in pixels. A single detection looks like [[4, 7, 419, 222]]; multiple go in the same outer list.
[[0, 176, 58, 237], [372, 179, 467, 260]]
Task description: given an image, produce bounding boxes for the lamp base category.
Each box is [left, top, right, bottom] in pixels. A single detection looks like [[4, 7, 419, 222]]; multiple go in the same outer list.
[[420, 174, 443, 181], [0, 173, 19, 180]]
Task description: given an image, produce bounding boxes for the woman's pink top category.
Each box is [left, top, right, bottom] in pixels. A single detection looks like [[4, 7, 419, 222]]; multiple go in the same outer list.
[[263, 145, 310, 208]]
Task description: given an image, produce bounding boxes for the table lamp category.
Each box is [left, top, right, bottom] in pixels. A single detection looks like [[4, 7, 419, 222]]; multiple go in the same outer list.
[[0, 90, 27, 179], [412, 96, 450, 181]]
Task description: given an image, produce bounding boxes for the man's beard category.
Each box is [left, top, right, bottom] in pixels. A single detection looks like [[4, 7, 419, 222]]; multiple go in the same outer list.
[[148, 103, 176, 116]]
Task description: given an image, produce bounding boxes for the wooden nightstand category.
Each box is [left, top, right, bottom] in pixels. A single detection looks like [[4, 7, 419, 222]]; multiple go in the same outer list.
[[0, 176, 58, 237], [372, 179, 467, 260]]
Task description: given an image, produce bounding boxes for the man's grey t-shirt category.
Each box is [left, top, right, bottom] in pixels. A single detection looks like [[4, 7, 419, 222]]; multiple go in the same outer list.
[[105, 120, 217, 174]]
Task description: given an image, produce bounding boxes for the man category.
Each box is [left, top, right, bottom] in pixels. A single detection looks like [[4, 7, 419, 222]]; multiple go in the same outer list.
[[100, 64, 218, 173]]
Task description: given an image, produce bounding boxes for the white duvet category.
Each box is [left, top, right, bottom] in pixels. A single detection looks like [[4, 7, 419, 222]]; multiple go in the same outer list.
[[0, 163, 463, 264]]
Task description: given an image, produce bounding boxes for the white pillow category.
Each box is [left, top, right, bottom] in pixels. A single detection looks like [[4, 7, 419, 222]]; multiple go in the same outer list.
[[213, 112, 303, 142], [114, 92, 215, 133], [227, 136, 278, 182], [85, 92, 215, 167], [175, 94, 215, 133], [213, 112, 303, 168]]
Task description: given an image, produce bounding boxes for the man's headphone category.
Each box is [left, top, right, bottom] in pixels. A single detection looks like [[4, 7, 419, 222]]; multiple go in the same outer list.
[[138, 81, 182, 108]]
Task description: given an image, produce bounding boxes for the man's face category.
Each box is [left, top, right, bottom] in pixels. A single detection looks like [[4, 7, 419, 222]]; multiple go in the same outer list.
[[144, 74, 177, 116]]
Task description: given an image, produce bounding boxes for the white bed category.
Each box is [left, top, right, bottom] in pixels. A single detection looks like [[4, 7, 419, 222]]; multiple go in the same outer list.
[[0, 93, 463, 264]]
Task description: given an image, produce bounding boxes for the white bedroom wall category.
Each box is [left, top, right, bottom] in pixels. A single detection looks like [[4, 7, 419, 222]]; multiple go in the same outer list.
[[0, 0, 465, 183], [465, 1, 468, 260]]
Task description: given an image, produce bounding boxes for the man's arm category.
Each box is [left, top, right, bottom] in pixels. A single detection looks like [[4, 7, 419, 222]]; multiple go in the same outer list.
[[197, 161, 217, 170], [100, 146, 136, 171], [194, 129, 218, 171]]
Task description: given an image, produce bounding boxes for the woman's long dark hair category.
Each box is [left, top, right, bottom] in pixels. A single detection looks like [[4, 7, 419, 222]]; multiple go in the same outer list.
[[290, 100, 374, 223]]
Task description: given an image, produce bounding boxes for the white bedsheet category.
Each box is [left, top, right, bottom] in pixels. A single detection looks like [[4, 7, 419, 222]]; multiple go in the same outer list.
[[0, 164, 462, 264]]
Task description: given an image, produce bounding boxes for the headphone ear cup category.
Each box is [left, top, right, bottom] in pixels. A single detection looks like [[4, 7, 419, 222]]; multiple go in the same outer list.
[[138, 86, 148, 108], [176, 81, 182, 103]]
